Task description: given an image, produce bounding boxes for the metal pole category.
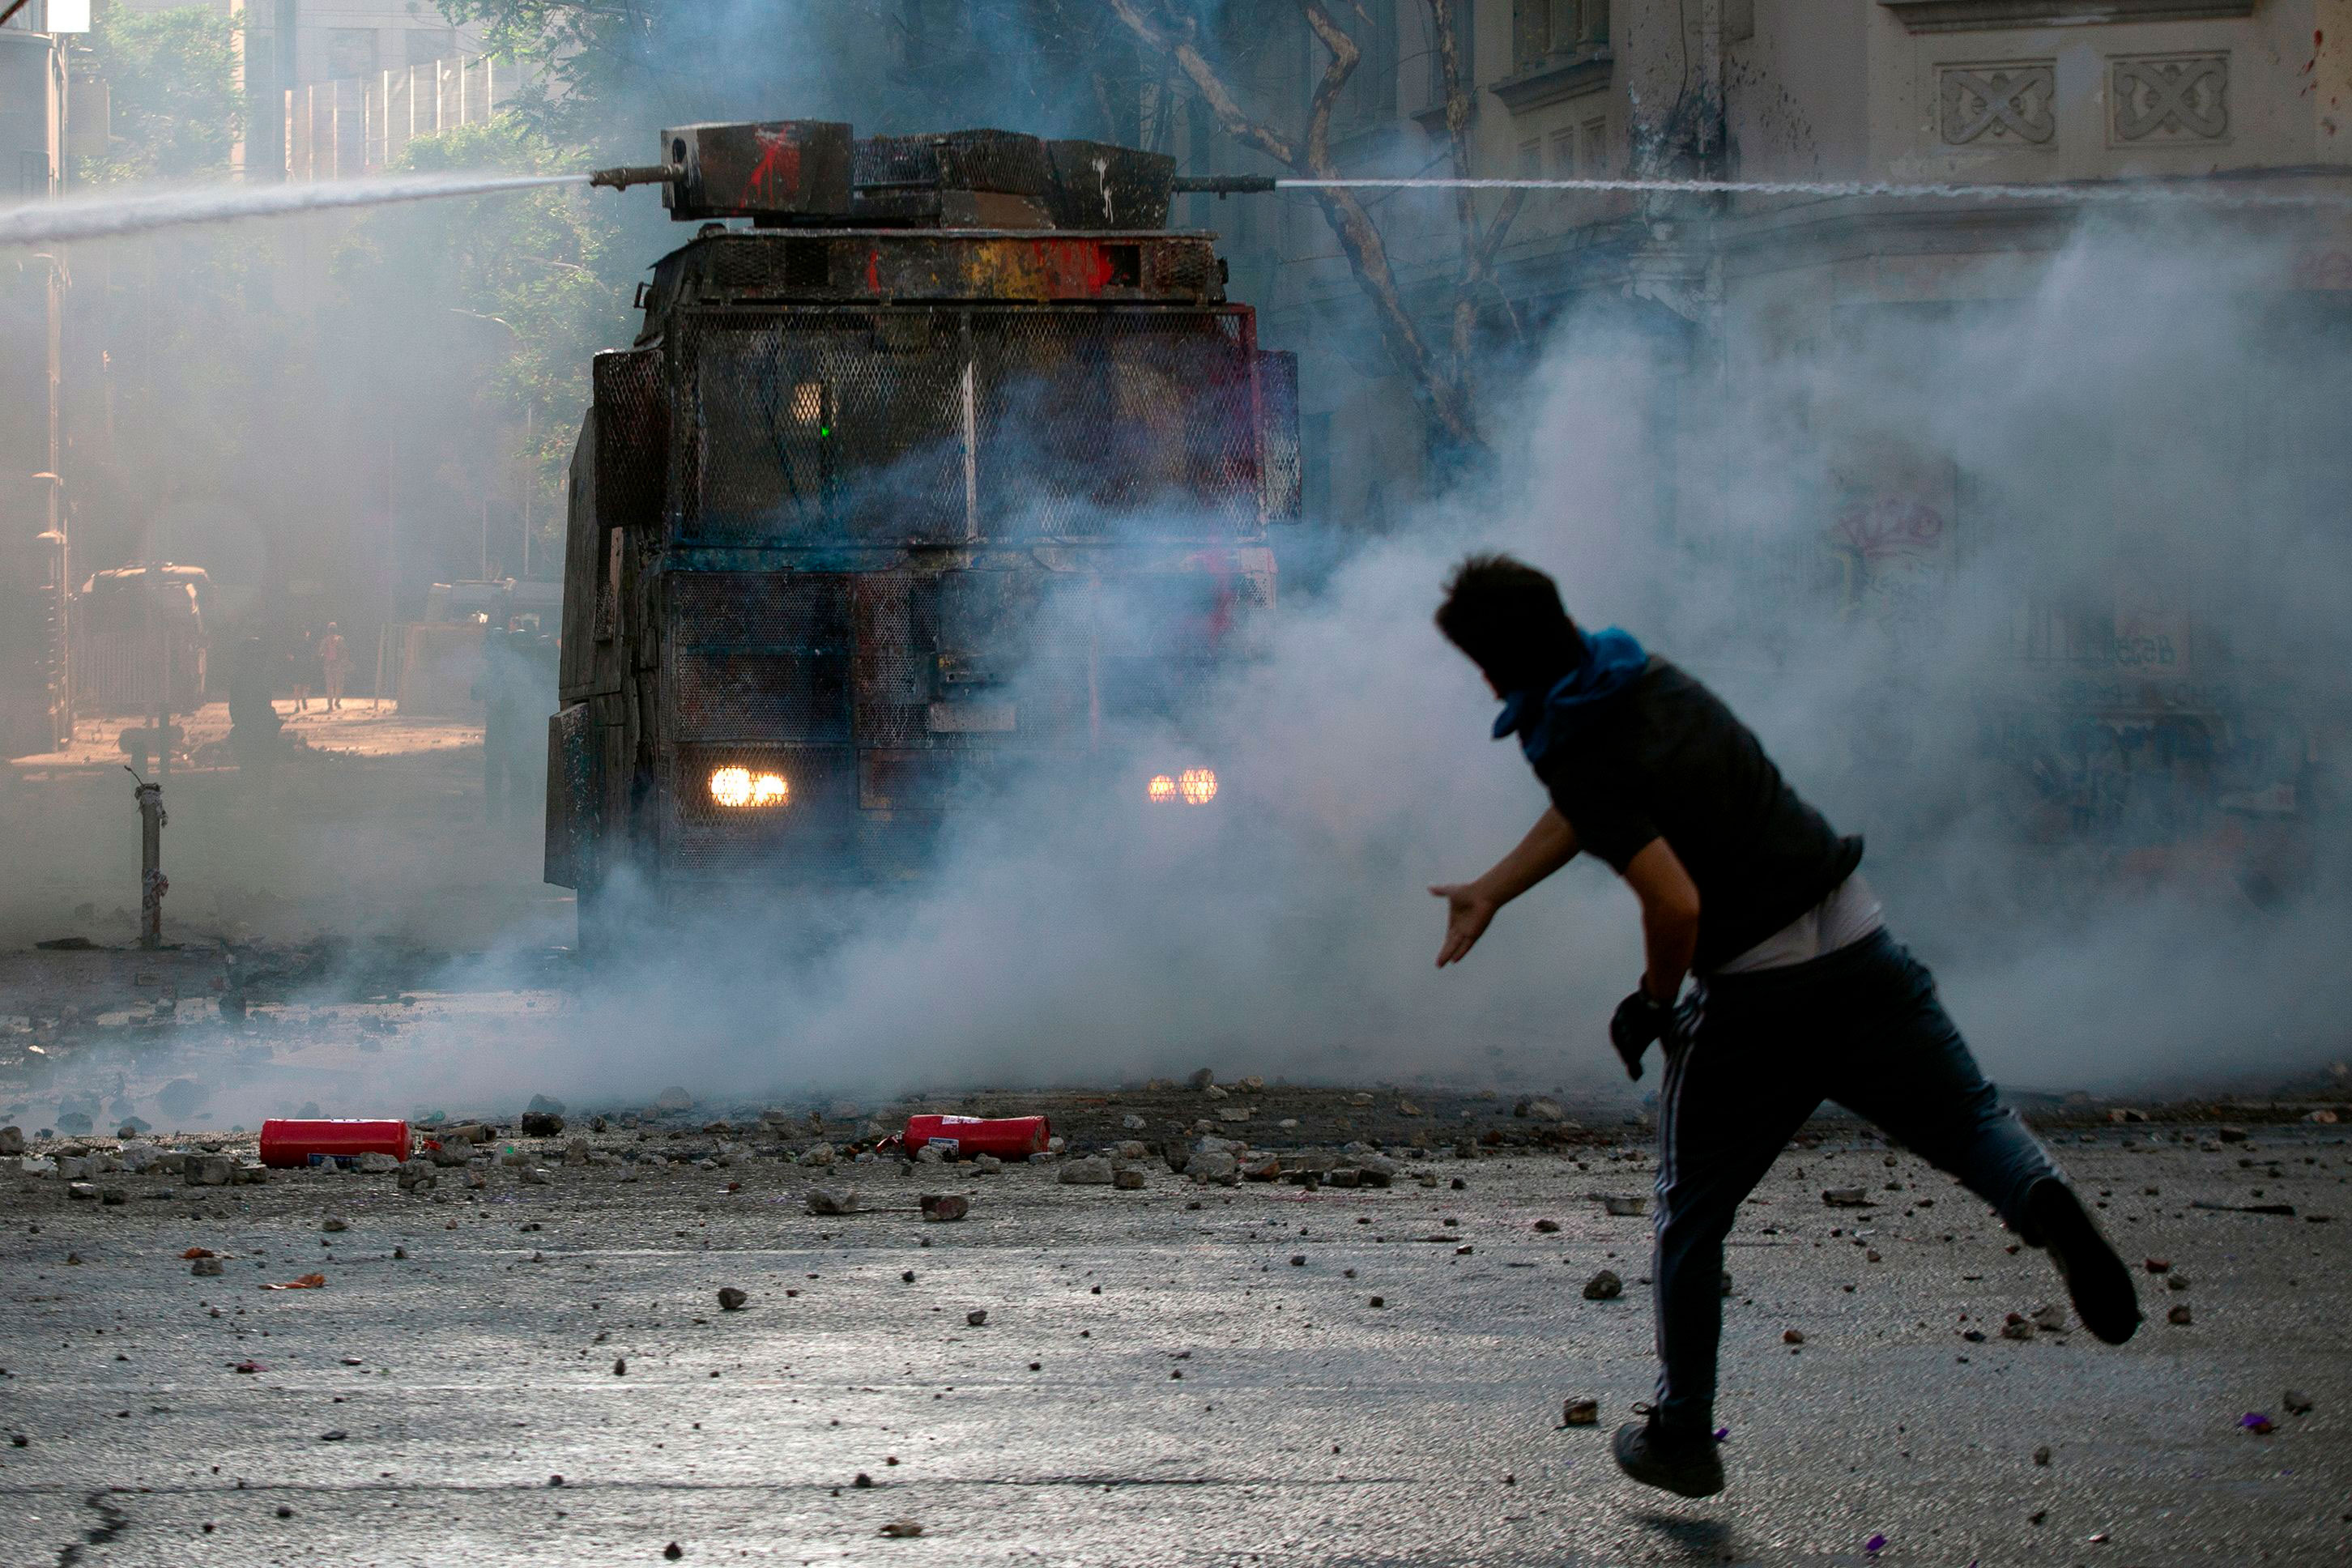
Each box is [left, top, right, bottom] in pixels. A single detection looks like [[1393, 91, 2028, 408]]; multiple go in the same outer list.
[[130, 767, 165, 950], [522, 403, 533, 578]]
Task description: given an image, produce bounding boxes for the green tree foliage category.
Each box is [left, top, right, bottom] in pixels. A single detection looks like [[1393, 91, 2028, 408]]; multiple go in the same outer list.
[[334, 117, 636, 569], [77, 2, 242, 184]]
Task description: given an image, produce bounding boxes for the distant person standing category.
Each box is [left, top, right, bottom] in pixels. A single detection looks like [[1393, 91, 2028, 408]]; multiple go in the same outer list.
[[227, 637, 283, 794], [318, 623, 351, 712], [472, 627, 530, 827], [288, 622, 314, 714]]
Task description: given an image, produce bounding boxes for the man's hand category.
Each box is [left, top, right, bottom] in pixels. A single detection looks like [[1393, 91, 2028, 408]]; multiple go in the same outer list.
[[1608, 988, 1672, 1080], [1430, 883, 1499, 967], [1430, 810, 1579, 969]]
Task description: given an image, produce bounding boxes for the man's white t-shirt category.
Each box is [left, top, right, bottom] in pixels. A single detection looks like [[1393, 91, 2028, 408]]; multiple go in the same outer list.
[[1712, 874, 1884, 974]]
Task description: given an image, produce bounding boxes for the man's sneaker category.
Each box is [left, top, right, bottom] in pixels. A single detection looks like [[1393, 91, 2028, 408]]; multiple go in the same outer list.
[[1612, 1406, 1725, 1498], [2026, 1177, 2141, 1344]]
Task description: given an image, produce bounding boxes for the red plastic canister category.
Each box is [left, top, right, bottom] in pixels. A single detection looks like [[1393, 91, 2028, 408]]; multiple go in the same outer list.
[[258, 1118, 413, 1169], [901, 1114, 1051, 1159]]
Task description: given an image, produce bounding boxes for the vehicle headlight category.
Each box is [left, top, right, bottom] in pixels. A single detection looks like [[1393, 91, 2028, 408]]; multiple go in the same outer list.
[[1146, 768, 1218, 805], [709, 766, 789, 808]]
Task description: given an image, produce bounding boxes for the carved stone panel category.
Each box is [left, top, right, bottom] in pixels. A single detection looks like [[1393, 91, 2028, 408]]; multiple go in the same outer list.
[[2111, 53, 2229, 144], [1938, 62, 2056, 147]]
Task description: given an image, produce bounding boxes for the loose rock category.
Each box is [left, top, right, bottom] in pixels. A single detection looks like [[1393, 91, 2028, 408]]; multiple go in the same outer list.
[[717, 1287, 748, 1311], [1583, 1269, 1623, 1301], [807, 1187, 860, 1216], [918, 1194, 969, 1222], [1059, 1156, 1115, 1185], [1562, 1397, 1599, 1425]]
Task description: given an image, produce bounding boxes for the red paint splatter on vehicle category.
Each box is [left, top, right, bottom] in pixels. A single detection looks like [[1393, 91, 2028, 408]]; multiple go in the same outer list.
[[747, 130, 803, 201], [1037, 239, 1115, 296]]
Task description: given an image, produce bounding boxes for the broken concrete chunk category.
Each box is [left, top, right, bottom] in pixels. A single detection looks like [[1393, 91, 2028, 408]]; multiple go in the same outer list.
[[918, 1194, 969, 1222], [1059, 1156, 1115, 1186], [878, 1519, 923, 1539], [913, 1144, 946, 1165], [1121, 1114, 1147, 1131], [189, 1155, 236, 1187], [564, 1138, 590, 1166], [1241, 1156, 1282, 1182], [1562, 1397, 1599, 1425], [356, 1152, 399, 1174], [1188, 1067, 1215, 1089], [190, 1256, 224, 1276], [1523, 1097, 1568, 1123], [1189, 1150, 1239, 1185], [0, 1127, 20, 1157], [1583, 1269, 1623, 1301], [1600, 1194, 1647, 1217], [1112, 1168, 1147, 1190], [518, 1112, 565, 1137], [67, 1181, 98, 1200], [2167, 1304, 2193, 1325], [1204, 1084, 1229, 1101], [2000, 1314, 2037, 1340], [1822, 1187, 1872, 1208], [806, 1186, 860, 1216], [519, 1165, 552, 1186], [965, 1309, 987, 1327], [798, 1143, 837, 1168], [717, 1287, 748, 1311], [397, 1161, 437, 1194], [970, 1154, 1002, 1174], [2030, 1302, 2068, 1332]]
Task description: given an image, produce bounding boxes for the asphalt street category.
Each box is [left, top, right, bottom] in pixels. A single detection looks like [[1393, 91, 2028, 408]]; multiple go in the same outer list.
[[2, 1123, 2345, 1566]]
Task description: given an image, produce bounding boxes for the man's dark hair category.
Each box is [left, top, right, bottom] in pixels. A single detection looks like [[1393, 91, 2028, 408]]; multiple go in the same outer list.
[[1434, 553, 1583, 692]]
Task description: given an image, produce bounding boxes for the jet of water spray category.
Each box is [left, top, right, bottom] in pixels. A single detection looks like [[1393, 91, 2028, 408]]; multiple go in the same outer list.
[[0, 170, 591, 250], [1276, 173, 2352, 209]]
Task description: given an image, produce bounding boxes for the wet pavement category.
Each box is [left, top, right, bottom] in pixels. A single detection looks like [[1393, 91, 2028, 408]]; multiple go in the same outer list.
[[1, 1121, 2346, 1566]]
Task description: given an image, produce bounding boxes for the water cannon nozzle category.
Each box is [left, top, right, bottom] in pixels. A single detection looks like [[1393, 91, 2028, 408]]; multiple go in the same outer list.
[[590, 164, 684, 192]]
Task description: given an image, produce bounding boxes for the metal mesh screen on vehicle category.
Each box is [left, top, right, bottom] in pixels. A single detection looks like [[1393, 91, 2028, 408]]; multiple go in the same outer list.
[[684, 312, 967, 541], [679, 309, 1261, 543], [975, 311, 1258, 536], [667, 573, 853, 741], [594, 349, 668, 532]]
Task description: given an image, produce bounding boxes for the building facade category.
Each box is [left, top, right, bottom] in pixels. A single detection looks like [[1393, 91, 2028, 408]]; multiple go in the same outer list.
[[1182, 0, 2352, 878]]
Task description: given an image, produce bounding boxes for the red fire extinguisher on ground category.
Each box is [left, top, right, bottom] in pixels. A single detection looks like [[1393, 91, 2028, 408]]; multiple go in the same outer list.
[[258, 1118, 413, 1169], [900, 1114, 1051, 1160]]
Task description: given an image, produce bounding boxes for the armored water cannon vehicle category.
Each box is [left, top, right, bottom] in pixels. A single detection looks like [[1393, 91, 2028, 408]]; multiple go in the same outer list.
[[552, 121, 1299, 950]]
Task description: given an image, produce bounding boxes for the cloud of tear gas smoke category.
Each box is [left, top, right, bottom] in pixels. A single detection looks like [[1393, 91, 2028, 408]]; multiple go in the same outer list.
[[8, 4, 2349, 1128], [207, 208, 2346, 1125]]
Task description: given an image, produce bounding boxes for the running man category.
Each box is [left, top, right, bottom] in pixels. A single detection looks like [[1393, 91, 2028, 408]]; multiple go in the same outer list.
[[1427, 553, 2138, 1499]]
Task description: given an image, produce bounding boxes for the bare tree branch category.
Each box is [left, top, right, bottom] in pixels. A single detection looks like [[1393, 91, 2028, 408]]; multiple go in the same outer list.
[[1101, 0, 1297, 167], [1102, 0, 1489, 452]]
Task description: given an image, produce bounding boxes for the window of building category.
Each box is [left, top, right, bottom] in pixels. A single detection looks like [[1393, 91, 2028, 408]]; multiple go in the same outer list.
[[1549, 125, 1576, 175], [326, 28, 378, 81], [405, 27, 456, 68], [1579, 115, 1608, 175], [1513, 0, 1608, 73], [1424, 2, 1477, 108], [1337, 0, 1400, 127], [1517, 138, 1540, 175]]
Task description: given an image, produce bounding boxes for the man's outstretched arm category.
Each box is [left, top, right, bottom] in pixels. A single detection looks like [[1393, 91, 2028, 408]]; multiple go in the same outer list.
[[1431, 807, 1579, 966]]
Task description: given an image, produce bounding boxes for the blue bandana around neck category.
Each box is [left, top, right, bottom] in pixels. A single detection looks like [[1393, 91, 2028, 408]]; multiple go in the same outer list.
[[1490, 627, 1648, 767]]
